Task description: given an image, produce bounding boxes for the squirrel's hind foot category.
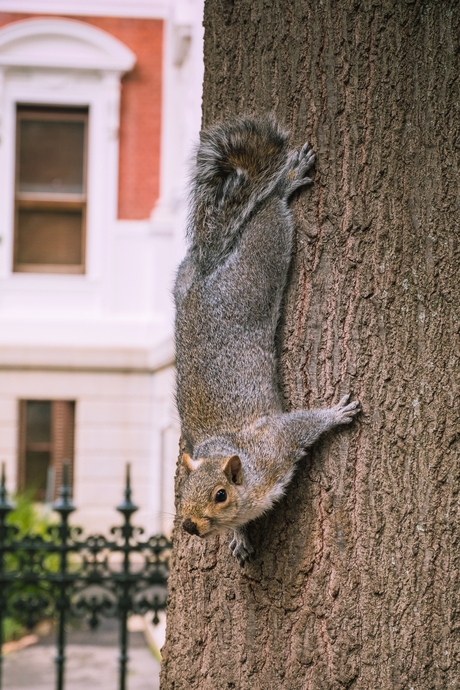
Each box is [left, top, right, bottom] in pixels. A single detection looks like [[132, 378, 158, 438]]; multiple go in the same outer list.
[[298, 142, 315, 175], [285, 142, 315, 197], [230, 527, 254, 566]]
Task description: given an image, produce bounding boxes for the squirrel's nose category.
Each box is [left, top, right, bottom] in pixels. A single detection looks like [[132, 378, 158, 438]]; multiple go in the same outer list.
[[182, 518, 199, 536]]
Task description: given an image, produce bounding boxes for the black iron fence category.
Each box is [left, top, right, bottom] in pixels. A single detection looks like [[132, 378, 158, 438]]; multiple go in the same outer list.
[[0, 463, 172, 690]]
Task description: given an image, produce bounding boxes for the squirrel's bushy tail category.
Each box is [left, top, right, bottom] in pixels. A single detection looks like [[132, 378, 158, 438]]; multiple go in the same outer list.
[[187, 115, 290, 271]]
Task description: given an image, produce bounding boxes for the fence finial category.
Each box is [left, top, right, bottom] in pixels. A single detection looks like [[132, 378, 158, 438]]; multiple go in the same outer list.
[[117, 463, 138, 517], [53, 460, 75, 516], [0, 463, 14, 515]]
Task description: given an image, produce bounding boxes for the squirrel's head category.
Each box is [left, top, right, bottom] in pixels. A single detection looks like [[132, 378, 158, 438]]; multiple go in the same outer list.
[[180, 453, 243, 538]]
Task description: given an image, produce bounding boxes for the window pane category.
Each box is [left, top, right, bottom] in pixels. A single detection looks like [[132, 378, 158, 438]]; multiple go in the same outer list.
[[16, 209, 83, 265], [18, 118, 85, 194], [26, 401, 51, 443], [25, 450, 50, 500]]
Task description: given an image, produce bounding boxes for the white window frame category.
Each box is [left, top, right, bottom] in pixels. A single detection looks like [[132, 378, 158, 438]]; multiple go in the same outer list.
[[0, 18, 135, 285]]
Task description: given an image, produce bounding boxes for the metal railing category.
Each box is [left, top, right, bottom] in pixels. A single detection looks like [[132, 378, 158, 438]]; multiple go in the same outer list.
[[0, 463, 172, 690]]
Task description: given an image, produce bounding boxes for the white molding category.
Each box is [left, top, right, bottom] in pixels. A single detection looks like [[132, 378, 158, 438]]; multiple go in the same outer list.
[[0, 337, 174, 373], [156, 0, 204, 267], [172, 24, 192, 67], [0, 74, 120, 283], [0, 0, 170, 19], [0, 17, 136, 71]]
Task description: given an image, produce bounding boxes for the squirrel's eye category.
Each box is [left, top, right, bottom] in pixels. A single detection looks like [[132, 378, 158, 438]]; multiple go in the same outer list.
[[215, 489, 227, 503]]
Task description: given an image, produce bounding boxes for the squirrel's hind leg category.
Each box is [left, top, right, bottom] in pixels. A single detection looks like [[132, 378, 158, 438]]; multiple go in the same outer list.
[[230, 526, 254, 566]]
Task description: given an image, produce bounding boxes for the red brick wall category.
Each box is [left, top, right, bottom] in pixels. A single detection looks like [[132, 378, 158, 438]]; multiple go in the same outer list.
[[0, 13, 163, 220]]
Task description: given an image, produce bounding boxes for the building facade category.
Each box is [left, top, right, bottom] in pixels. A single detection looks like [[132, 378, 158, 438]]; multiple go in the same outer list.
[[0, 0, 204, 535]]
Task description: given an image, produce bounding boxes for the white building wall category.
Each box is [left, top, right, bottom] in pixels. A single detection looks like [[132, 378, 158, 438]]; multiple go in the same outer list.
[[0, 342, 181, 535], [0, 0, 203, 536]]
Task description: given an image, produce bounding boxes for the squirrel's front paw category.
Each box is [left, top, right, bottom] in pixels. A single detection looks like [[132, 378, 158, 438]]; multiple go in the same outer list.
[[333, 394, 360, 424], [230, 528, 254, 566]]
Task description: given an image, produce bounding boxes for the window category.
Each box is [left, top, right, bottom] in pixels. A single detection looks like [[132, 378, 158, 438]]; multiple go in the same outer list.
[[13, 105, 88, 274], [18, 400, 75, 501]]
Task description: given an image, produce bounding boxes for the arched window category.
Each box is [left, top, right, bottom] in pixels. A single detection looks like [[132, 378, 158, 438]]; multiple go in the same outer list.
[[0, 18, 135, 276]]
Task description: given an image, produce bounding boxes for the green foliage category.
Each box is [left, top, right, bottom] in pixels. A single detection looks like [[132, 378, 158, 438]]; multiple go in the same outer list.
[[3, 493, 59, 640], [6, 490, 57, 538], [3, 616, 26, 643]]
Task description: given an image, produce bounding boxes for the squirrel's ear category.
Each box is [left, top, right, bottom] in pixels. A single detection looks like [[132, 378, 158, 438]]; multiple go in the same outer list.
[[222, 455, 242, 485], [183, 453, 203, 473]]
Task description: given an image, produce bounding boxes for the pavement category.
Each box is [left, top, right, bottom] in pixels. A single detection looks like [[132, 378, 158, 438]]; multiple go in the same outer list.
[[2, 618, 161, 690]]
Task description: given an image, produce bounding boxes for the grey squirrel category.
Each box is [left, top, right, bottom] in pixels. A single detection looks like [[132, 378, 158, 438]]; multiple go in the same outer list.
[[174, 115, 360, 565]]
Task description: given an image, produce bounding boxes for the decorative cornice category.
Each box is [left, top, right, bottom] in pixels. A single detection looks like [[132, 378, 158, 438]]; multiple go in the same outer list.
[[0, 339, 175, 374], [0, 17, 136, 72], [0, 0, 170, 19]]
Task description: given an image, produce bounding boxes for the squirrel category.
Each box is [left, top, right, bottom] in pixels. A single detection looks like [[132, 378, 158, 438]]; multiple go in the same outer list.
[[174, 115, 360, 565]]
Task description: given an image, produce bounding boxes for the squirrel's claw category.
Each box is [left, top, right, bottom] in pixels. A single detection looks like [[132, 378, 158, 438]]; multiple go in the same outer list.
[[230, 528, 254, 566], [298, 144, 315, 175], [333, 395, 360, 424], [285, 141, 316, 197]]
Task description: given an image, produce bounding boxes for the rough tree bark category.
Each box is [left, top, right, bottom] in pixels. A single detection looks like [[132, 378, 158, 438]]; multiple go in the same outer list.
[[161, 1, 460, 688]]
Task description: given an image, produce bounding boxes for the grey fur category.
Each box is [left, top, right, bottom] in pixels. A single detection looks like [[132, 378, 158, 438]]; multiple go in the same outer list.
[[174, 115, 360, 565]]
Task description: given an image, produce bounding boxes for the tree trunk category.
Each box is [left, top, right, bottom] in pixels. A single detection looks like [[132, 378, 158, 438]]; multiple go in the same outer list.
[[160, 1, 460, 688]]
